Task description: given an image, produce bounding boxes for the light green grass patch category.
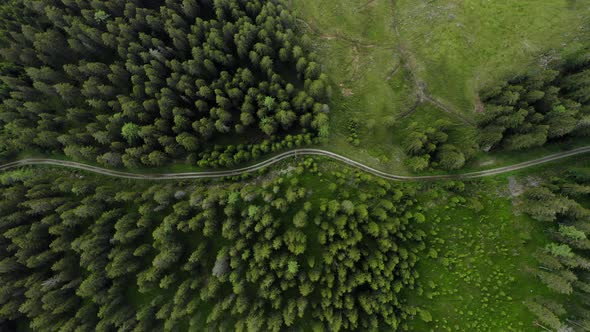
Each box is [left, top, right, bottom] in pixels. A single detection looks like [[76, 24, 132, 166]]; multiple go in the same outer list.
[[396, 0, 590, 114], [293, 0, 590, 174], [404, 180, 553, 331], [293, 0, 419, 172], [294, 0, 396, 44]]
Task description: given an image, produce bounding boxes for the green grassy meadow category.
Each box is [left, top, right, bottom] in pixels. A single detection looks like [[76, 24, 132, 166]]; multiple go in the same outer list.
[[404, 180, 550, 331], [404, 154, 590, 331], [396, 0, 590, 113], [292, 0, 590, 173]]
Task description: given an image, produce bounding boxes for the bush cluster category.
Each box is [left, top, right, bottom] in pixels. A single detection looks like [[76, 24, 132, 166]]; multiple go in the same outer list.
[[402, 120, 474, 172]]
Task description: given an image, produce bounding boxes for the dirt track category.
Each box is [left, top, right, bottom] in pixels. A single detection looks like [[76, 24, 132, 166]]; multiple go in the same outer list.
[[1, 147, 589, 181]]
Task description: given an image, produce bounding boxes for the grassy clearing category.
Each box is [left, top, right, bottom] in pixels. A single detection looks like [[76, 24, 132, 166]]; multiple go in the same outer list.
[[293, 0, 590, 173], [292, 0, 417, 172], [404, 178, 553, 331], [395, 0, 590, 115], [404, 155, 590, 331], [463, 136, 590, 171], [293, 0, 396, 44]]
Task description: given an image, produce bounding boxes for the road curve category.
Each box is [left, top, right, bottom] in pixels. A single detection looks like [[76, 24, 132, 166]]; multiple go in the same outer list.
[[1, 146, 590, 181]]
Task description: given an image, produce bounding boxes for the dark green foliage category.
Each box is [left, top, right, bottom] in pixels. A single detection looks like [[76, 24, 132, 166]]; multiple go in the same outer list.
[[402, 120, 474, 171], [346, 118, 360, 146], [0, 0, 27, 99], [0, 0, 328, 167], [478, 56, 590, 150], [519, 169, 590, 330], [0, 161, 426, 331]]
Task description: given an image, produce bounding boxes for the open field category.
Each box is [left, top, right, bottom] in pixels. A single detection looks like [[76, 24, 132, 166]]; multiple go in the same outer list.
[[292, 0, 414, 172], [396, 0, 590, 114], [404, 154, 590, 331], [405, 181, 550, 331], [292, 0, 590, 173]]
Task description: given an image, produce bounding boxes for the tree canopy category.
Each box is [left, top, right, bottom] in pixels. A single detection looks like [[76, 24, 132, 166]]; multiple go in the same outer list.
[[0, 0, 329, 168], [519, 168, 590, 330], [402, 120, 475, 172], [0, 160, 429, 331], [478, 56, 590, 151]]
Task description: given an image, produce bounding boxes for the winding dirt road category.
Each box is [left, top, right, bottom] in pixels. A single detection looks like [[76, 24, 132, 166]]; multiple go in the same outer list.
[[1, 146, 589, 181]]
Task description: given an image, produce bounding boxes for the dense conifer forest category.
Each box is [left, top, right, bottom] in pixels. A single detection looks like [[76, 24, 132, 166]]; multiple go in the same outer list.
[[0, 162, 428, 331], [478, 54, 590, 151], [0, 0, 329, 167], [518, 168, 590, 330]]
